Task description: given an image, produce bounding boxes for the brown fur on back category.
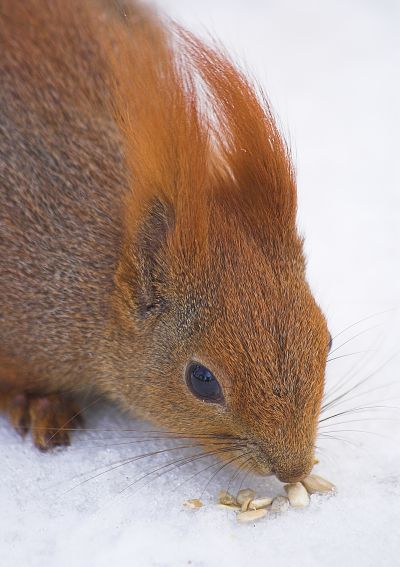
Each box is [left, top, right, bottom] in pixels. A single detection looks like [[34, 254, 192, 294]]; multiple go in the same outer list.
[[0, 0, 330, 482], [0, 0, 125, 390]]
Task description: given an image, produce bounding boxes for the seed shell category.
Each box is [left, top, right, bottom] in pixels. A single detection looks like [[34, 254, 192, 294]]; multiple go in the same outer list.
[[248, 497, 273, 510], [236, 508, 267, 523], [218, 490, 238, 507], [236, 489, 256, 506], [301, 474, 336, 495], [183, 498, 203, 509], [284, 482, 310, 508]]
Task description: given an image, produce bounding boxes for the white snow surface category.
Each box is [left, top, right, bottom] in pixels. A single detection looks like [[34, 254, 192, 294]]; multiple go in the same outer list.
[[2, 1, 400, 566]]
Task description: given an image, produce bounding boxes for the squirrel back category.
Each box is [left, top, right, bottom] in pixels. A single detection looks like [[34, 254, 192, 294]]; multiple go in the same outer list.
[[0, 0, 330, 482], [0, 0, 126, 388]]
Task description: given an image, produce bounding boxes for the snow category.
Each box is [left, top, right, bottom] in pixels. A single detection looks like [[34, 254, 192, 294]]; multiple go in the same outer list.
[[2, 1, 400, 565]]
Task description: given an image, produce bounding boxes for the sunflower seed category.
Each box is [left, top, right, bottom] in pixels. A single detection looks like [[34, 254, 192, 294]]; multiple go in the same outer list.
[[284, 482, 310, 508], [236, 508, 267, 523], [236, 488, 256, 507], [248, 497, 273, 510], [183, 498, 203, 509], [218, 490, 238, 507], [218, 504, 239, 510], [301, 474, 336, 494]]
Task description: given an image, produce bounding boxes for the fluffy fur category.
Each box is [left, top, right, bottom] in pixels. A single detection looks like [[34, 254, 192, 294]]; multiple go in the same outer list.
[[0, 0, 330, 481]]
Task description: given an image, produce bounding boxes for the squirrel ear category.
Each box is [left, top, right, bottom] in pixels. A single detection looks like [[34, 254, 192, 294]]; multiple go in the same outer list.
[[132, 197, 174, 318]]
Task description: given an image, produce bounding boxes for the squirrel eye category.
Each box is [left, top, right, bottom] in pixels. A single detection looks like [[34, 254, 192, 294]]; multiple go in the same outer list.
[[328, 333, 333, 352], [185, 363, 223, 403]]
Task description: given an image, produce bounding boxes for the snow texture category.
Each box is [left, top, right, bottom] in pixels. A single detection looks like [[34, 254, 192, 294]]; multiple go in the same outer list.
[[2, 1, 400, 566]]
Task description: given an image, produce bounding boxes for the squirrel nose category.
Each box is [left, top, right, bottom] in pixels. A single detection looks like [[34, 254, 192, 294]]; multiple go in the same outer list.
[[274, 470, 308, 483], [271, 457, 314, 483]]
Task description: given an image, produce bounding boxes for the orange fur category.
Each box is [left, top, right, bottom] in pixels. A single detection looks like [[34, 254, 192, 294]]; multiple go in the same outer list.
[[0, 0, 329, 481], [108, 5, 296, 241]]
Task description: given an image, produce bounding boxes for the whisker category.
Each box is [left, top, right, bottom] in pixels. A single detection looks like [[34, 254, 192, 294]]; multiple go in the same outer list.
[[226, 455, 253, 496], [237, 460, 255, 492], [319, 428, 388, 440], [331, 308, 394, 342], [317, 433, 360, 448], [322, 382, 400, 416], [30, 426, 239, 439], [323, 334, 387, 403], [319, 416, 400, 430], [45, 396, 101, 444], [314, 445, 337, 467], [319, 417, 400, 430], [170, 450, 248, 497], [319, 405, 400, 433], [199, 452, 252, 498], [139, 446, 246, 491], [117, 445, 247, 497], [320, 403, 400, 422], [61, 442, 219, 494], [320, 405, 395, 424], [321, 351, 400, 414], [47, 432, 242, 492], [173, 454, 238, 495], [327, 351, 369, 363], [70, 437, 242, 451], [329, 326, 380, 357]]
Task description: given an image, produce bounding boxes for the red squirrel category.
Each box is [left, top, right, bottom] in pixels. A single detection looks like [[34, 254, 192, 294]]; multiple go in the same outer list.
[[0, 0, 331, 482]]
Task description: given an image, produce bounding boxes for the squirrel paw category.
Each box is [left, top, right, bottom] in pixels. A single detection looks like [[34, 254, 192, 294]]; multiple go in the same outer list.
[[0, 391, 83, 450]]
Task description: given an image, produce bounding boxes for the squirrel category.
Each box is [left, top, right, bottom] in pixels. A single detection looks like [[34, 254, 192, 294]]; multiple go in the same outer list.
[[0, 0, 331, 483]]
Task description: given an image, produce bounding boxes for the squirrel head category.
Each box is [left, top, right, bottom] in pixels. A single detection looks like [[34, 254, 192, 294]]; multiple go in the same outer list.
[[107, 6, 330, 483]]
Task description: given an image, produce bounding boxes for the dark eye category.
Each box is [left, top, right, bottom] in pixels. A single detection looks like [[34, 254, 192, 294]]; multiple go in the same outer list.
[[185, 363, 223, 403], [328, 333, 333, 352]]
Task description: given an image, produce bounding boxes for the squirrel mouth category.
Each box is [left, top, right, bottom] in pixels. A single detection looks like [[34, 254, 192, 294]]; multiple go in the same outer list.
[[270, 462, 314, 484], [251, 450, 314, 483], [274, 471, 309, 483], [248, 459, 310, 483]]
